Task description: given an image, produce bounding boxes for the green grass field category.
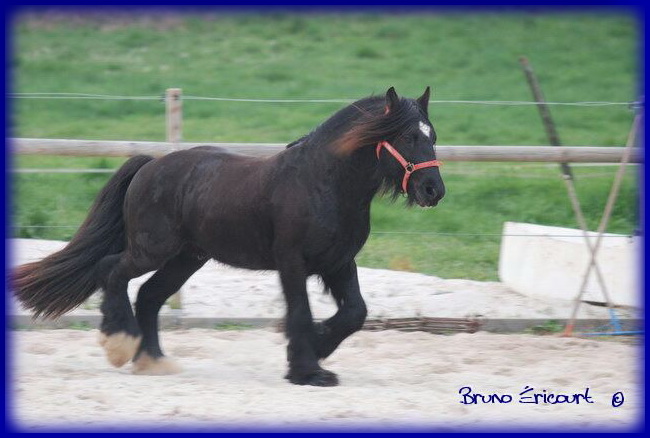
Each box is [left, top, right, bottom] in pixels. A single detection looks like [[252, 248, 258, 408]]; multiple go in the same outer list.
[[10, 10, 640, 280]]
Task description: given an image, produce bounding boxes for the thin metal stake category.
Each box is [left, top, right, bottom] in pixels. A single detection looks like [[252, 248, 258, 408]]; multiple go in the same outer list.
[[564, 112, 641, 334], [519, 57, 633, 336]]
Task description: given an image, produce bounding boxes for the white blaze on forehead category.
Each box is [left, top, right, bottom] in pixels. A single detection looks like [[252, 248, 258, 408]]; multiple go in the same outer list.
[[419, 121, 431, 138]]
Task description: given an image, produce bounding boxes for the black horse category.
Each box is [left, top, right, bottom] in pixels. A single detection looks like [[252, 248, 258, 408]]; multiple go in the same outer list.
[[13, 87, 445, 386]]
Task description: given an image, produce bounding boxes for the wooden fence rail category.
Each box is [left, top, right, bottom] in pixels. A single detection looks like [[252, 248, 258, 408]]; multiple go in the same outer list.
[[11, 138, 642, 163]]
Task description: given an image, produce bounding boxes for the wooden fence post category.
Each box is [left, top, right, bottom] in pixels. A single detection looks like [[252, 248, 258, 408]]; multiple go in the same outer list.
[[166, 88, 183, 314], [166, 88, 182, 144]]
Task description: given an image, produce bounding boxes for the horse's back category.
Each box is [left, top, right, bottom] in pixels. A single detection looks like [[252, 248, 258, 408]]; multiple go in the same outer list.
[[123, 146, 278, 269]]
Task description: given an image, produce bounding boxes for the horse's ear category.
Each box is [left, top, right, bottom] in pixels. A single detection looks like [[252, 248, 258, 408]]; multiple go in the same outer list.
[[417, 86, 431, 116], [385, 86, 399, 114]]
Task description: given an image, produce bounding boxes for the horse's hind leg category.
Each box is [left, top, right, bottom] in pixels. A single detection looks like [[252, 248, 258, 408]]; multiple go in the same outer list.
[[132, 251, 208, 375], [97, 250, 173, 368]]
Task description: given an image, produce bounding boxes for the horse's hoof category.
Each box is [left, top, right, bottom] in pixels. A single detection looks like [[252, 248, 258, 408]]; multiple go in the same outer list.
[[132, 353, 182, 375], [98, 331, 141, 368], [285, 368, 339, 387]]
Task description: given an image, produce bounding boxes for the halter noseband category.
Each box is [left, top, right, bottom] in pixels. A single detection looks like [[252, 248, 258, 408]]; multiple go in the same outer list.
[[376, 141, 442, 193]]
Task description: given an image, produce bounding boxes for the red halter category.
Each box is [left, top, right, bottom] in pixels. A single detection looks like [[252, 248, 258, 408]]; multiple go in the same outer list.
[[376, 141, 442, 193]]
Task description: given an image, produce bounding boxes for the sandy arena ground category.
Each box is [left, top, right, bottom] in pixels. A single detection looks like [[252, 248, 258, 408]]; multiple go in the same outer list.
[[6, 239, 644, 432]]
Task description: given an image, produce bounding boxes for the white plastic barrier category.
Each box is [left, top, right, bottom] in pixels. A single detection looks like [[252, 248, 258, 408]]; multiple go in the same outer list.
[[498, 222, 640, 308]]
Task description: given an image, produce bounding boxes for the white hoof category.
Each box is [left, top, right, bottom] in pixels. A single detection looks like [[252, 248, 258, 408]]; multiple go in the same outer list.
[[98, 332, 141, 368]]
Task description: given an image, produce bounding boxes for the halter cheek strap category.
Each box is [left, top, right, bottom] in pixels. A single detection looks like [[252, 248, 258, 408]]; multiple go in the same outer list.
[[376, 141, 442, 193]]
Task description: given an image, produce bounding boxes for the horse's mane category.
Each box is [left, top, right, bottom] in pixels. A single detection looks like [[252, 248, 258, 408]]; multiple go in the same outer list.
[[285, 135, 308, 149], [285, 94, 425, 155]]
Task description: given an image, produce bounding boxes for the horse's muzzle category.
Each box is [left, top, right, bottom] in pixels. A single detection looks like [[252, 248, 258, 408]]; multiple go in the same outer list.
[[414, 178, 445, 208]]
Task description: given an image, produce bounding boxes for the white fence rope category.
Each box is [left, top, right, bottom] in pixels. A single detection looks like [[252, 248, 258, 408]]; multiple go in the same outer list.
[[10, 92, 636, 107], [11, 93, 161, 101]]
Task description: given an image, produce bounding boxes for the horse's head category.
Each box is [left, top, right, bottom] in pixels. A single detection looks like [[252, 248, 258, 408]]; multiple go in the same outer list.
[[375, 87, 445, 208]]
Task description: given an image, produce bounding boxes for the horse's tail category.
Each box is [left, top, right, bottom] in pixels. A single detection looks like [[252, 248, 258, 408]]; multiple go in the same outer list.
[[12, 155, 155, 319]]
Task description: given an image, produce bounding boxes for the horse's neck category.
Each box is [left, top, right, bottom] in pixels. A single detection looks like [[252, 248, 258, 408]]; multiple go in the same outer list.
[[308, 143, 382, 207]]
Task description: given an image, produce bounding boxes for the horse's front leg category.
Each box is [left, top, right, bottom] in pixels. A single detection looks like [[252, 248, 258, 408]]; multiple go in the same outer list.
[[276, 252, 339, 387], [316, 261, 368, 360]]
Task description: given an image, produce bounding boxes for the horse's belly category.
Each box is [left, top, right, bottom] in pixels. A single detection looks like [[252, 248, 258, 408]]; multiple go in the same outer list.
[[210, 251, 275, 271], [203, 232, 276, 271]]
